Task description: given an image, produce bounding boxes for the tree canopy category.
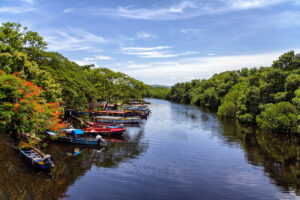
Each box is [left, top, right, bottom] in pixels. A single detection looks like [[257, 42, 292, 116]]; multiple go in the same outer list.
[[0, 22, 148, 110]]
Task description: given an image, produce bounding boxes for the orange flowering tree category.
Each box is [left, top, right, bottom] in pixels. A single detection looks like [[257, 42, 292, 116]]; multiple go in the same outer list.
[[0, 70, 66, 138]]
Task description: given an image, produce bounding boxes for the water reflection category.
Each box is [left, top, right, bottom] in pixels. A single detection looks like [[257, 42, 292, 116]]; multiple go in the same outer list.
[[0, 126, 148, 200], [219, 118, 300, 195]]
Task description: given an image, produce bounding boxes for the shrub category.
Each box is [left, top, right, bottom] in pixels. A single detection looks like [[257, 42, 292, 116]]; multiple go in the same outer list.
[[256, 102, 298, 133]]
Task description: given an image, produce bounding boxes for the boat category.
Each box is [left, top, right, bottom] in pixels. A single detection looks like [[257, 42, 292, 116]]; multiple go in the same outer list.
[[94, 110, 148, 119], [86, 122, 125, 128], [18, 143, 54, 171], [46, 129, 108, 147], [82, 126, 126, 136], [123, 105, 151, 114], [94, 116, 141, 124]]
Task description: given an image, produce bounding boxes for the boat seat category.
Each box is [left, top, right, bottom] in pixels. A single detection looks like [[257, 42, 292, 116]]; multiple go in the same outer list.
[[29, 155, 40, 158]]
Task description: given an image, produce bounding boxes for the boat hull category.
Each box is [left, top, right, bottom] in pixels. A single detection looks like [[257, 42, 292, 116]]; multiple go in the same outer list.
[[54, 136, 107, 147], [95, 118, 141, 124], [19, 148, 53, 171], [82, 127, 126, 136]]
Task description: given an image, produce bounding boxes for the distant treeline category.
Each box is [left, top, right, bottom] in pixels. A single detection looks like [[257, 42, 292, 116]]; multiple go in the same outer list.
[[145, 86, 171, 99], [158, 52, 300, 134]]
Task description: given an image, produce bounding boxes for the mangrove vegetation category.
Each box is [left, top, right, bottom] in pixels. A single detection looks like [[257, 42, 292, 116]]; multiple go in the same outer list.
[[167, 51, 300, 134]]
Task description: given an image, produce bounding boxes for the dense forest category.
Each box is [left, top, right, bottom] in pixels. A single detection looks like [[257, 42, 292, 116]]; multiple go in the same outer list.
[[167, 52, 300, 134], [0, 22, 148, 139]]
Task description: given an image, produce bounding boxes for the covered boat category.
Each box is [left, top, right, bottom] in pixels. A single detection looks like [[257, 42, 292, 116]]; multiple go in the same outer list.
[[94, 116, 141, 124], [95, 110, 148, 119], [47, 129, 108, 147]]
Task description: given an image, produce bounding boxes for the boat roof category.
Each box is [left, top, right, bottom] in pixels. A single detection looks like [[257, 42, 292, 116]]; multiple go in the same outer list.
[[97, 110, 126, 114], [95, 116, 140, 120], [63, 129, 84, 135]]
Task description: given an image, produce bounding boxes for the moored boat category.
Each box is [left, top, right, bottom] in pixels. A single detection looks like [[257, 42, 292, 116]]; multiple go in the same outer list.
[[18, 143, 54, 171], [82, 126, 126, 136], [47, 129, 108, 147], [94, 116, 141, 124]]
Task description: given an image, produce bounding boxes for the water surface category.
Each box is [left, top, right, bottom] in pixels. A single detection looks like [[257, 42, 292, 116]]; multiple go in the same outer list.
[[1, 99, 300, 200]]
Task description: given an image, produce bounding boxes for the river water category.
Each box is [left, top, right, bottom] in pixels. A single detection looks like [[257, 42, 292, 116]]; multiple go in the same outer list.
[[0, 99, 300, 200]]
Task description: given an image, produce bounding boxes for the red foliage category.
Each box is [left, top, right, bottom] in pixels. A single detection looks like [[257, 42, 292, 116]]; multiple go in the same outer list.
[[0, 70, 64, 135], [18, 89, 25, 94], [14, 103, 21, 112]]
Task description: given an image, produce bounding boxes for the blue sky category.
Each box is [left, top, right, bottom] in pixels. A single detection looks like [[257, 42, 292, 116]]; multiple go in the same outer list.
[[1, 0, 300, 85]]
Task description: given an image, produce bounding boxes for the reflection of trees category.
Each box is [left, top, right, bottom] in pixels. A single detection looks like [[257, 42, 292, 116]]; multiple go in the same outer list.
[[90, 128, 148, 168], [0, 128, 147, 200], [219, 118, 300, 195]]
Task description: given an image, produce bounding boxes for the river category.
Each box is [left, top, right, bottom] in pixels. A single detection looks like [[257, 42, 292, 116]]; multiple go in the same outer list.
[[0, 99, 300, 200]]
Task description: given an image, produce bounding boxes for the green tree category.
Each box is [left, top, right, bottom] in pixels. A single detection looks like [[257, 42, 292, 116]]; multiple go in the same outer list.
[[256, 102, 299, 133], [218, 82, 247, 118]]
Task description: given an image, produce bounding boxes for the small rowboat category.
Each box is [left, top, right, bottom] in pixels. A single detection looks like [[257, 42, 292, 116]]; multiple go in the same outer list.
[[18, 144, 54, 171]]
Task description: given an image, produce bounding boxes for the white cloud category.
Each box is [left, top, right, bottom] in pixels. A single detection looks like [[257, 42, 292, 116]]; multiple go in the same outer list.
[[63, 8, 73, 14], [43, 27, 108, 51], [113, 50, 298, 85], [122, 46, 171, 51], [74, 59, 99, 67], [83, 57, 95, 61], [126, 51, 176, 58], [22, 0, 34, 3], [91, 1, 199, 20], [136, 31, 155, 39], [96, 55, 113, 60], [0, 6, 36, 14], [83, 55, 113, 62], [228, 0, 284, 9], [122, 46, 197, 58], [74, 60, 91, 65], [89, 0, 295, 20]]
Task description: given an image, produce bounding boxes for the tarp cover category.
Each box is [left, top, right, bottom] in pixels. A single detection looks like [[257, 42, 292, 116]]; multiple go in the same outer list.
[[72, 129, 84, 135]]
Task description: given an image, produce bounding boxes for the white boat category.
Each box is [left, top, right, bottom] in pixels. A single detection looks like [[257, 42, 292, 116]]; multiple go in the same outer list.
[[94, 116, 141, 124]]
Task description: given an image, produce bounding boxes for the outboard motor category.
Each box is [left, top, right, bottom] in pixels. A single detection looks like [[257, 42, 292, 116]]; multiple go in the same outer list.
[[44, 155, 54, 168], [96, 135, 108, 147]]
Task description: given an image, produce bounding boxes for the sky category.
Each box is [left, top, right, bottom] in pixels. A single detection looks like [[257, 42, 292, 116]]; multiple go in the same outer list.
[[1, 0, 300, 85]]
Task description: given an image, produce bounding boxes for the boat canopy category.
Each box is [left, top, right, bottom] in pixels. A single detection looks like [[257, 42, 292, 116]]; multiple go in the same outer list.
[[72, 129, 84, 135]]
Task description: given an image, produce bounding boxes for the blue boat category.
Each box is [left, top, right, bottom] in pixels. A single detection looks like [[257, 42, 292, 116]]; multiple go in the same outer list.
[[47, 129, 108, 147], [18, 145, 54, 171]]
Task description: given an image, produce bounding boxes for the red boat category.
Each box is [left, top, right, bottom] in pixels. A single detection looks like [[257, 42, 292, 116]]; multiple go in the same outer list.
[[82, 126, 126, 136], [86, 122, 124, 127]]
